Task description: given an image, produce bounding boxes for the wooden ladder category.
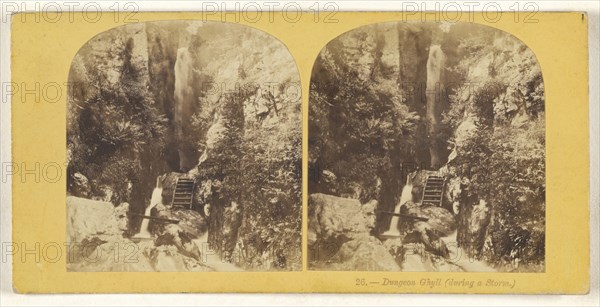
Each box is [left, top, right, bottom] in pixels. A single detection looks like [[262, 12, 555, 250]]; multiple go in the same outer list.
[[172, 177, 195, 209], [421, 175, 445, 207]]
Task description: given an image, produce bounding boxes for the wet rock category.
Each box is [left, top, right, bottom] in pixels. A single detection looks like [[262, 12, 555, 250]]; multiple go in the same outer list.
[[406, 203, 456, 236], [191, 179, 214, 213], [154, 208, 207, 238], [383, 237, 404, 265], [155, 224, 202, 261], [71, 172, 90, 197], [205, 117, 226, 150], [114, 202, 130, 232]]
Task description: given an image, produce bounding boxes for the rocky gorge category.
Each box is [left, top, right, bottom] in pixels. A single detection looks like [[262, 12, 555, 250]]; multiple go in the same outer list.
[[67, 21, 302, 271], [309, 21, 545, 272]]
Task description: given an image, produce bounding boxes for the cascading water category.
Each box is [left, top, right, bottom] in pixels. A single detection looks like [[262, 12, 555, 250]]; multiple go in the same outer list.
[[426, 45, 445, 93], [382, 175, 413, 236], [426, 44, 446, 167], [134, 177, 163, 239], [173, 47, 196, 171]]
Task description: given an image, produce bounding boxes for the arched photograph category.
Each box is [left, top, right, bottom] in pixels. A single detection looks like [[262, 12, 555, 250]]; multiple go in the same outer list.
[[308, 22, 545, 272], [66, 21, 302, 272]]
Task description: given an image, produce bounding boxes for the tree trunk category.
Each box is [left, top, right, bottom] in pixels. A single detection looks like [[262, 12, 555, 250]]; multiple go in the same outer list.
[[457, 189, 491, 259], [208, 196, 225, 253]]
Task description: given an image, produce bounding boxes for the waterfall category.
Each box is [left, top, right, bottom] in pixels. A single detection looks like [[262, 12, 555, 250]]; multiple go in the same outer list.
[[134, 177, 163, 239], [426, 44, 446, 167], [426, 45, 445, 93], [382, 175, 413, 236], [173, 47, 196, 171]]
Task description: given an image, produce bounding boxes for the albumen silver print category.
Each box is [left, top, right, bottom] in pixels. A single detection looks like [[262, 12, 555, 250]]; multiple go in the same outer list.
[[66, 21, 302, 272], [308, 21, 545, 272]]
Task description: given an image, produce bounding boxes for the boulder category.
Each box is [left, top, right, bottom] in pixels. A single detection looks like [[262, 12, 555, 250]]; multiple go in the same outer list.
[[308, 193, 400, 271], [67, 196, 123, 244], [155, 224, 203, 261], [328, 234, 401, 271], [154, 207, 207, 238], [406, 204, 457, 236], [308, 193, 375, 244]]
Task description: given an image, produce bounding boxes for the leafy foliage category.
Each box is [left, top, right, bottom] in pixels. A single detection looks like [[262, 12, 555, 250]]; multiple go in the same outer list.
[[309, 29, 420, 204], [68, 33, 168, 205], [444, 29, 546, 268]]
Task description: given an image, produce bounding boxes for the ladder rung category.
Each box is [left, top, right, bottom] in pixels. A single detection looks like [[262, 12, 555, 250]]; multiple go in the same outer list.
[[173, 178, 195, 208]]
